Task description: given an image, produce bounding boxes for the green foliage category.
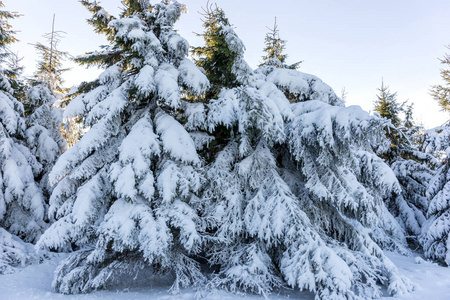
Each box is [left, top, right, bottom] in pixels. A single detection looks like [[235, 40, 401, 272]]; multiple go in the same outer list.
[[80, 0, 116, 41], [5, 52, 26, 103], [431, 45, 450, 112], [0, 1, 18, 48], [76, 1, 120, 68], [374, 80, 402, 127], [191, 3, 239, 99], [373, 81, 409, 163], [403, 102, 415, 130], [373, 81, 430, 168], [0, 1, 23, 95], [75, 46, 123, 68], [259, 18, 301, 70], [120, 0, 150, 17]]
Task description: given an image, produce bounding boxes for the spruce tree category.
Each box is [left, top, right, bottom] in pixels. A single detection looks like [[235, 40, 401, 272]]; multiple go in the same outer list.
[[372, 81, 434, 245], [259, 17, 301, 70], [191, 4, 239, 99], [420, 45, 450, 264], [420, 124, 450, 264], [0, 1, 47, 274], [37, 0, 210, 293], [373, 81, 403, 163], [431, 45, 450, 112], [374, 81, 402, 128], [24, 15, 68, 201], [187, 5, 413, 299], [29, 15, 70, 97]]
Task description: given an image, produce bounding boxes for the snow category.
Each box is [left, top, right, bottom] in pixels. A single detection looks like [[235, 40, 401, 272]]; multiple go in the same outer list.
[[221, 25, 245, 55], [166, 33, 189, 58], [155, 112, 200, 164], [134, 65, 156, 97], [1, 252, 450, 300], [178, 59, 210, 96], [154, 63, 180, 109], [0, 92, 20, 135]]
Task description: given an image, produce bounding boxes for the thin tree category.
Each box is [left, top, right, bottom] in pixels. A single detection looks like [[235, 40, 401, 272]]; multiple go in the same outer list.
[[259, 17, 301, 69]]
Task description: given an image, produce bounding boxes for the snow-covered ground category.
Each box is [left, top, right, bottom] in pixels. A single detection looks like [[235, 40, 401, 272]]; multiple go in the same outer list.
[[0, 252, 449, 300]]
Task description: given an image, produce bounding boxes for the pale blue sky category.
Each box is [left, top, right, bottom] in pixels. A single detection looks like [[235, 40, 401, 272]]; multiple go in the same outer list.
[[6, 0, 450, 128]]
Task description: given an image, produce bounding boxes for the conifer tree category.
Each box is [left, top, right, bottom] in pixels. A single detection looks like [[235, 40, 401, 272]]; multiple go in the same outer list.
[[37, 0, 210, 293], [0, 1, 47, 274], [24, 15, 68, 200], [29, 15, 70, 96], [187, 4, 413, 299], [259, 17, 301, 70], [420, 123, 450, 264], [431, 45, 450, 112], [374, 81, 402, 128], [191, 4, 239, 99], [420, 45, 450, 264], [373, 81, 434, 246]]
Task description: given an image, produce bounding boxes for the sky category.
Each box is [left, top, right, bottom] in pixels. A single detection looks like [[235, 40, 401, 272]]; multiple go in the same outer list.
[[5, 0, 450, 129]]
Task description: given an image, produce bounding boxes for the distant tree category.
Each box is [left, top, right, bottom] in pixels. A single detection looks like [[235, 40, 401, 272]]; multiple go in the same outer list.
[[4, 52, 26, 102], [373, 80, 409, 164], [28, 15, 70, 96], [403, 102, 415, 130], [431, 45, 450, 111], [374, 80, 402, 128], [259, 17, 301, 70]]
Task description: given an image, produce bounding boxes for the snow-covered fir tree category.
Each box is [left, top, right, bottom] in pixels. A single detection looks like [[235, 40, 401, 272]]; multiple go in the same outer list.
[[23, 16, 68, 200], [372, 82, 434, 245], [420, 45, 450, 265], [189, 4, 413, 299], [420, 122, 450, 264], [0, 1, 47, 274], [37, 0, 210, 293]]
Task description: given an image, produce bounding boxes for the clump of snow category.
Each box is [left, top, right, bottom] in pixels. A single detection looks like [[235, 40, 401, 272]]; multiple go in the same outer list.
[[155, 63, 180, 109], [155, 111, 200, 164], [178, 59, 210, 96]]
